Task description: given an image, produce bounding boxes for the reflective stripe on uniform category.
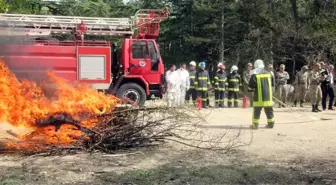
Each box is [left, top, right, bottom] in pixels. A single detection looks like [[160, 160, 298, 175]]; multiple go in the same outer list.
[[228, 88, 239, 92], [197, 87, 208, 91], [252, 118, 259, 124], [198, 77, 208, 80], [229, 79, 239, 82], [216, 88, 225, 91], [253, 73, 273, 107], [189, 76, 195, 79], [267, 118, 274, 123]]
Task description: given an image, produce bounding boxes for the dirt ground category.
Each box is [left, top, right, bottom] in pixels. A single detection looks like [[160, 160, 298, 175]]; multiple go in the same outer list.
[[1, 102, 336, 185]]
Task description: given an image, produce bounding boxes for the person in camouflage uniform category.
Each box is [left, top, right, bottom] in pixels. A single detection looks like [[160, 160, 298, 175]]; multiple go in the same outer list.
[[275, 64, 290, 107], [308, 63, 323, 112], [293, 65, 309, 107], [243, 63, 253, 106]]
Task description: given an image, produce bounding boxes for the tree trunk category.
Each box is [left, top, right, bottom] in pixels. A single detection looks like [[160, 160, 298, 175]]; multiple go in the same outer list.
[[290, 0, 299, 79]]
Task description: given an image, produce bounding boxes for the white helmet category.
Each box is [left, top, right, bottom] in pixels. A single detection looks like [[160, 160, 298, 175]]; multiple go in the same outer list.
[[230, 65, 238, 73], [189, 61, 196, 66], [254, 59, 265, 69], [217, 63, 223, 68]]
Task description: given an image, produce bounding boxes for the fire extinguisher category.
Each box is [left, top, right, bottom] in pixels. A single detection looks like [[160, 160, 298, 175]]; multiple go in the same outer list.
[[196, 97, 202, 110], [242, 96, 248, 108]]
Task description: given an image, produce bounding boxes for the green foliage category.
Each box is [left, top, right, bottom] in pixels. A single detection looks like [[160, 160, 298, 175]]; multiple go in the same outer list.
[[0, 0, 8, 13], [4, 0, 336, 77]]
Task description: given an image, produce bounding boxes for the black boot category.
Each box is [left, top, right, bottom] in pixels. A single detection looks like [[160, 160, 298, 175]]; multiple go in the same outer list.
[[312, 105, 318, 112], [293, 101, 297, 107], [300, 100, 304, 107], [315, 104, 322, 112], [265, 123, 274, 129], [282, 102, 286, 108]]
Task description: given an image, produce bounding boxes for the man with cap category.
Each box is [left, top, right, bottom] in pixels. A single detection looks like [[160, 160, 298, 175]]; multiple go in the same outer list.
[[293, 65, 309, 107], [243, 63, 254, 106], [227, 65, 242, 108], [195, 61, 211, 108], [249, 59, 275, 129], [321, 64, 335, 110], [319, 62, 334, 110], [213, 63, 227, 108], [275, 64, 290, 107], [308, 63, 323, 112], [186, 61, 197, 104]]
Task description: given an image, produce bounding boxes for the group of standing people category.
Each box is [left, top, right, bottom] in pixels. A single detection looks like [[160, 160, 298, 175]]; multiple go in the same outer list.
[[292, 62, 335, 112], [165, 63, 190, 107], [165, 61, 245, 108], [165, 58, 336, 129]]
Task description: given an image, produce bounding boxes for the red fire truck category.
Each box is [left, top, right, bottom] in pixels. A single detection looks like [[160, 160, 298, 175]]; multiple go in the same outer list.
[[0, 8, 169, 106]]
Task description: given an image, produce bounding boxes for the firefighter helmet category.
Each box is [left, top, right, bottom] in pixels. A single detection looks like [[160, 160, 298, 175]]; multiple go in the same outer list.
[[254, 59, 265, 69], [230, 65, 238, 73], [217, 63, 223, 68], [200, 61, 206, 67], [190, 61, 196, 66]]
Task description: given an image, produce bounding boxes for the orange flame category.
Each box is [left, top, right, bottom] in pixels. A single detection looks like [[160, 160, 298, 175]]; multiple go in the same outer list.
[[0, 59, 119, 151]]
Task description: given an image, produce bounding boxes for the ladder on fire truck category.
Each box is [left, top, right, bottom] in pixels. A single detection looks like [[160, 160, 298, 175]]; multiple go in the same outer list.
[[0, 8, 169, 39]]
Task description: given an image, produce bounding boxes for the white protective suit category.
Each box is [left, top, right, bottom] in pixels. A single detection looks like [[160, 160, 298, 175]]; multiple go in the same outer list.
[[165, 70, 179, 107], [176, 68, 190, 106]]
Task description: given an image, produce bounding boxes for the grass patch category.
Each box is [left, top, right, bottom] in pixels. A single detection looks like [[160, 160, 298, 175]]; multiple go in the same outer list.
[[96, 164, 327, 185]]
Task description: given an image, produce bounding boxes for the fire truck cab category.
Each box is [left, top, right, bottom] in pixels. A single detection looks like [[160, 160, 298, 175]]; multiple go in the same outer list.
[[0, 8, 169, 106]]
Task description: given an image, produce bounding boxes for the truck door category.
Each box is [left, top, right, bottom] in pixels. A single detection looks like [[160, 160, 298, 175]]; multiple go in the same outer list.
[[129, 40, 151, 76], [129, 40, 162, 84]]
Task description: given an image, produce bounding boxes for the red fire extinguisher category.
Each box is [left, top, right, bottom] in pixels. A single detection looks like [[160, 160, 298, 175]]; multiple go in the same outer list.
[[196, 97, 202, 110], [242, 96, 248, 108]]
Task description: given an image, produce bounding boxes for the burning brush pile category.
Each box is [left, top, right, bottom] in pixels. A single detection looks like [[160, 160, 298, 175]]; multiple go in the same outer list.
[[0, 60, 247, 154]]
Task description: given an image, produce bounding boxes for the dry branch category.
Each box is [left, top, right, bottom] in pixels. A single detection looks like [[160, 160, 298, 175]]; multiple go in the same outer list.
[[0, 106, 251, 155]]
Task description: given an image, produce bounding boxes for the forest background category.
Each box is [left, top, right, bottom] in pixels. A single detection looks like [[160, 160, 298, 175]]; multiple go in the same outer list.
[[1, 0, 336, 82]]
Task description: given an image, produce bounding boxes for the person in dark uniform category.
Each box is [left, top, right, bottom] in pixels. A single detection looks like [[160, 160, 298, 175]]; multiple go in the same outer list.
[[213, 63, 227, 108], [227, 65, 241, 108], [185, 61, 197, 104], [249, 59, 275, 129], [319, 62, 334, 110], [195, 61, 211, 108]]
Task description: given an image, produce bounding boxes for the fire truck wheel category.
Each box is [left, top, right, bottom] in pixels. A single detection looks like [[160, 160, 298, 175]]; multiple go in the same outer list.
[[116, 83, 146, 107]]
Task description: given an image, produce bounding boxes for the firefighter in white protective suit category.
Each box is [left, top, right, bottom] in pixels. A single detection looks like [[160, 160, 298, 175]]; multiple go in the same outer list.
[[165, 64, 179, 107], [176, 63, 190, 106]]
